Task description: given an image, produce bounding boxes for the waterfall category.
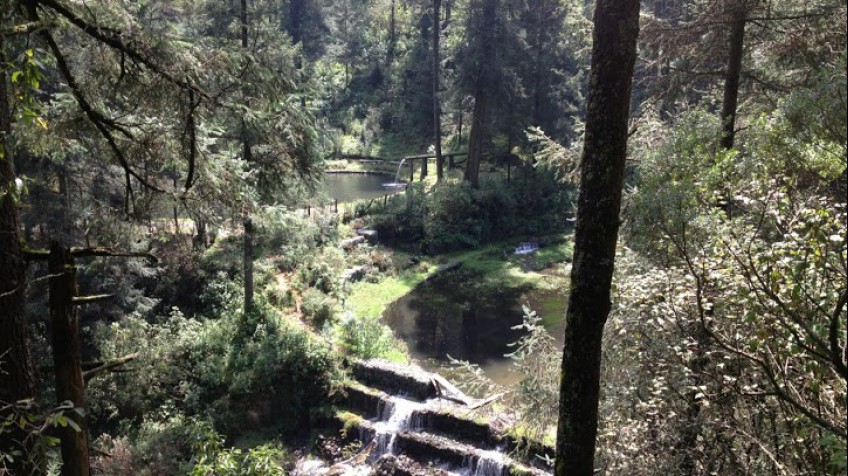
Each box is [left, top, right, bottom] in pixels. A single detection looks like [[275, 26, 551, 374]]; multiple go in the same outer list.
[[383, 159, 407, 188], [462, 449, 508, 476], [394, 158, 406, 183], [371, 396, 422, 460]]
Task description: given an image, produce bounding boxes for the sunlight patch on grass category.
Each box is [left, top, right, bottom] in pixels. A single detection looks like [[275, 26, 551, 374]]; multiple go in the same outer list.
[[347, 267, 435, 319], [346, 235, 572, 321]]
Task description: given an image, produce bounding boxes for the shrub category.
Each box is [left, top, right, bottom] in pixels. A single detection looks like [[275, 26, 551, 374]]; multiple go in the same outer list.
[[88, 284, 343, 440], [367, 174, 572, 253], [296, 248, 346, 296], [224, 302, 342, 435], [185, 420, 287, 476], [424, 183, 482, 253], [301, 288, 338, 328], [336, 313, 398, 360], [86, 308, 230, 432]]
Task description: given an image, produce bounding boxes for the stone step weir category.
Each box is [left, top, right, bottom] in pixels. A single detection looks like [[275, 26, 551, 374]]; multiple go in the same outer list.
[[312, 359, 555, 476]]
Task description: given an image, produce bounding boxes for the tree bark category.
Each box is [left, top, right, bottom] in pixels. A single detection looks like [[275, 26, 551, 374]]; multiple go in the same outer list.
[[720, 2, 747, 150], [0, 33, 39, 476], [464, 85, 486, 188], [241, 0, 255, 313], [433, 0, 443, 181], [240, 0, 249, 48], [48, 242, 90, 476], [287, 0, 304, 45], [462, 0, 495, 188], [388, 0, 396, 63], [243, 215, 255, 313], [554, 1, 640, 475], [531, 0, 548, 125], [453, 108, 461, 169]]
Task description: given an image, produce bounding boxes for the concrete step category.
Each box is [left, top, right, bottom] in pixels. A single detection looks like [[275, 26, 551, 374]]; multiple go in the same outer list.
[[329, 411, 550, 476], [337, 382, 554, 473]]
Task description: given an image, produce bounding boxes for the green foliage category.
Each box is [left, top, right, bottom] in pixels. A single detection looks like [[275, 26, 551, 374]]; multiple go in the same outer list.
[[366, 182, 428, 245], [0, 399, 72, 473], [223, 300, 342, 435], [8, 48, 47, 129], [87, 308, 230, 429], [91, 415, 288, 476], [335, 313, 400, 361], [255, 206, 321, 271], [296, 247, 346, 296], [87, 275, 342, 439], [526, 126, 580, 183], [300, 288, 339, 329], [369, 174, 572, 254], [506, 306, 560, 445], [425, 183, 485, 251], [186, 420, 287, 476], [605, 82, 847, 473], [445, 305, 561, 448]]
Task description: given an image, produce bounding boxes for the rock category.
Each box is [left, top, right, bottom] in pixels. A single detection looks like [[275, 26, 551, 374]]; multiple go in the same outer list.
[[371, 455, 416, 476], [356, 229, 379, 244], [340, 236, 367, 250], [350, 360, 437, 401], [339, 383, 384, 419], [342, 266, 367, 282], [423, 262, 462, 283]]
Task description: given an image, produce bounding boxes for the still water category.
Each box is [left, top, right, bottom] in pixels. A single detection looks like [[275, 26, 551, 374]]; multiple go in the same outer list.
[[320, 173, 400, 203], [382, 267, 568, 387]]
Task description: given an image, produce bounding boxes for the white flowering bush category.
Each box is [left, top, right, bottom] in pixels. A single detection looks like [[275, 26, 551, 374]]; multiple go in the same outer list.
[[600, 82, 847, 475]]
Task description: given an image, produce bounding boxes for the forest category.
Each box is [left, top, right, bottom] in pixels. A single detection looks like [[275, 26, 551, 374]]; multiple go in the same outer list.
[[0, 0, 845, 475]]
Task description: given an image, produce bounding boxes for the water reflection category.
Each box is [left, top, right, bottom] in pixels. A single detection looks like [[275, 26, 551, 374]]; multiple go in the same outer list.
[[382, 268, 566, 386], [320, 173, 400, 203]]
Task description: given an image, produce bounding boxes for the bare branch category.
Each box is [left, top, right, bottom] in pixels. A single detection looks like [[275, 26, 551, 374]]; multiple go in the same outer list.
[[0, 20, 55, 36], [72, 294, 114, 305], [830, 289, 848, 380], [81, 352, 139, 381], [69, 247, 157, 263]]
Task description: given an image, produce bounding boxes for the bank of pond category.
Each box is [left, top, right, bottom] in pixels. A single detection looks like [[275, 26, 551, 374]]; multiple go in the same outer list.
[[344, 239, 572, 389]]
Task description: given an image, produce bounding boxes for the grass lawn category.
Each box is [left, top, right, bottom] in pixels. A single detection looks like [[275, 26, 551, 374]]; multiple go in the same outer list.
[[346, 234, 573, 320]]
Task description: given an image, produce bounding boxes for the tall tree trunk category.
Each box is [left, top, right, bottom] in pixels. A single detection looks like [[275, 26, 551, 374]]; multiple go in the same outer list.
[[240, 0, 255, 313], [48, 243, 90, 476], [531, 0, 547, 125], [57, 165, 73, 241], [720, 2, 747, 150], [464, 85, 486, 188], [0, 35, 39, 474], [456, 108, 462, 143], [240, 0, 248, 48], [243, 215, 255, 312], [287, 0, 303, 45], [554, 1, 640, 475], [433, 0, 443, 181], [463, 0, 495, 188], [388, 0, 396, 63]]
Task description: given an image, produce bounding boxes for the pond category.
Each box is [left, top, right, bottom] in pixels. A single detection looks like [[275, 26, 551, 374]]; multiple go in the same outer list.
[[381, 266, 568, 388], [319, 173, 403, 203]]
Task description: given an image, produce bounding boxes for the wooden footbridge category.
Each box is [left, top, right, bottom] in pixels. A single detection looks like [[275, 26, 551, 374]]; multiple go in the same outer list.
[[339, 151, 467, 182]]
